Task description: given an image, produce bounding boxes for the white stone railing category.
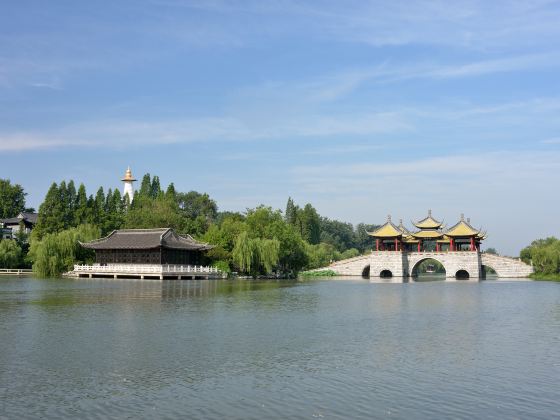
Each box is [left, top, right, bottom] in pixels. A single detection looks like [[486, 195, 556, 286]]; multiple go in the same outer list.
[[73, 264, 219, 274]]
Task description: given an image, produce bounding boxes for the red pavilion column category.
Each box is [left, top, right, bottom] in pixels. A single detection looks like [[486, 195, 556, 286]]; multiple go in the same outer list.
[[436, 243, 440, 252], [450, 238, 454, 251], [376, 239, 379, 251], [395, 238, 398, 251], [470, 237, 474, 251], [417, 241, 421, 252]]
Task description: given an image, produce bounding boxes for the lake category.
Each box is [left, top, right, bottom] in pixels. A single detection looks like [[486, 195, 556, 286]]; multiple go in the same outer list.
[[0, 277, 559, 419]]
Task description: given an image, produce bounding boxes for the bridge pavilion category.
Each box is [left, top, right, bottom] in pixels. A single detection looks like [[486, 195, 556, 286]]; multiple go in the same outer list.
[[368, 211, 486, 252]]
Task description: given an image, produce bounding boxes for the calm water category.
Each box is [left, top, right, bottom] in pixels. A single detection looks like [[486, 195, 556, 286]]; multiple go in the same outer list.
[[0, 277, 559, 419]]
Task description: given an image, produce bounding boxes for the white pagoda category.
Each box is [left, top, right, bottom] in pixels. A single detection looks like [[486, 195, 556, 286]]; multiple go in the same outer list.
[[121, 167, 136, 202]]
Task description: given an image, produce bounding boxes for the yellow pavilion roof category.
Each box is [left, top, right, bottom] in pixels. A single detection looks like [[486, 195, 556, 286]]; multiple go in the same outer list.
[[411, 230, 444, 239], [367, 215, 403, 238], [413, 210, 443, 229], [397, 219, 412, 235], [403, 235, 419, 243], [445, 214, 480, 237], [436, 235, 451, 243]]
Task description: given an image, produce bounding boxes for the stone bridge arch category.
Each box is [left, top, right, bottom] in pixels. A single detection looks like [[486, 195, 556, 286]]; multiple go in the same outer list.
[[361, 265, 370, 278], [409, 256, 448, 277], [406, 252, 480, 279]]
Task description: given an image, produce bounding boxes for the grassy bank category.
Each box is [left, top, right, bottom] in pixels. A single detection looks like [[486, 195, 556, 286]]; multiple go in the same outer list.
[[529, 273, 560, 281], [300, 269, 337, 277]]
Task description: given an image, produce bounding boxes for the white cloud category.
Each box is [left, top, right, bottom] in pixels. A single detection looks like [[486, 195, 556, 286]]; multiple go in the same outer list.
[[542, 137, 560, 144], [0, 111, 409, 152]]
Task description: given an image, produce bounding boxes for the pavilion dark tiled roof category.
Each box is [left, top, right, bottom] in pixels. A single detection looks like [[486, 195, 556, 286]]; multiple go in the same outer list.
[[80, 228, 214, 251], [1, 212, 38, 225]]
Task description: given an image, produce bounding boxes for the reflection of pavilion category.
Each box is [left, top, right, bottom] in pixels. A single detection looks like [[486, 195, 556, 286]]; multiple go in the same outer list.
[[368, 211, 486, 253]]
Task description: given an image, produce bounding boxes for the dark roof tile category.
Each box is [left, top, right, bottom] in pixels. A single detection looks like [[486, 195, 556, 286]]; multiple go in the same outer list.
[[80, 228, 213, 251]]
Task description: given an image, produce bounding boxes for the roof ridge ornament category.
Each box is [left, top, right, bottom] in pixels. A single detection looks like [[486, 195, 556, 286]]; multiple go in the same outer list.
[[428, 209, 432, 217], [460, 213, 465, 221], [387, 214, 391, 222]]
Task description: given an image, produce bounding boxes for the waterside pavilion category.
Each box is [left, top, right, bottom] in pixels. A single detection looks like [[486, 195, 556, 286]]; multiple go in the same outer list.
[[67, 228, 220, 280]]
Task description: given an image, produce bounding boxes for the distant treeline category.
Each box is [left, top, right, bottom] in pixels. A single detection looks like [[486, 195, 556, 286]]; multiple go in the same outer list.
[[0, 176, 377, 277]]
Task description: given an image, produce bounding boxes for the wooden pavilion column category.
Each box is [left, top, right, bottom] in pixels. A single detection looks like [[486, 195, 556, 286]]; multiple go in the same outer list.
[[450, 238, 454, 251], [376, 239, 379, 251], [395, 238, 398, 251], [417, 241, 421, 252], [436, 243, 440, 252], [470, 237, 474, 251]]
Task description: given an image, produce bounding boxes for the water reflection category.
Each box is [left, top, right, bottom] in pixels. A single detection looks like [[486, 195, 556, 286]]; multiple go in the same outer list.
[[0, 277, 558, 419]]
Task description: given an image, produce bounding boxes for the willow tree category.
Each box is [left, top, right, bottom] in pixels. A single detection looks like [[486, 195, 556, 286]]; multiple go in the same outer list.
[[232, 231, 280, 276], [0, 240, 23, 268], [29, 224, 100, 277]]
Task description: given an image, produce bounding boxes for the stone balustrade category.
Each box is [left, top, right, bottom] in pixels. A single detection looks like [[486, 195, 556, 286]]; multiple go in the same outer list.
[[73, 264, 219, 274]]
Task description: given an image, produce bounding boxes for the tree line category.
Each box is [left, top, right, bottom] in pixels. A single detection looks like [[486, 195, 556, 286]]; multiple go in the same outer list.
[[0, 176, 378, 276]]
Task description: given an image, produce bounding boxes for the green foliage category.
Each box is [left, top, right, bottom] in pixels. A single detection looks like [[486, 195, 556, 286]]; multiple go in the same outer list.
[[285, 197, 297, 225], [485, 247, 499, 255], [246, 206, 308, 273], [299, 204, 321, 244], [529, 272, 560, 281], [124, 195, 184, 230], [353, 223, 379, 252], [138, 173, 152, 198], [151, 176, 162, 199], [165, 183, 177, 201], [520, 237, 560, 277], [0, 240, 23, 268], [299, 269, 337, 277], [232, 231, 280, 276], [29, 224, 100, 277], [212, 260, 231, 274], [340, 248, 360, 259], [319, 217, 356, 251], [0, 179, 26, 219], [304, 242, 338, 269]]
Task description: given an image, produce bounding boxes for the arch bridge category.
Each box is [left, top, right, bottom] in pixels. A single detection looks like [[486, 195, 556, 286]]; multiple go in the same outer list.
[[320, 251, 533, 280]]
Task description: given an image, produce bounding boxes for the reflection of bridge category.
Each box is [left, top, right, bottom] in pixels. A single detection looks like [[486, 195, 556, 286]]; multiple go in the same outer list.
[[320, 251, 533, 280]]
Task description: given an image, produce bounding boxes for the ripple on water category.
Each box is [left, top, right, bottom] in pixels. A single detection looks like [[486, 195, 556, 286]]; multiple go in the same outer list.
[[0, 277, 559, 419]]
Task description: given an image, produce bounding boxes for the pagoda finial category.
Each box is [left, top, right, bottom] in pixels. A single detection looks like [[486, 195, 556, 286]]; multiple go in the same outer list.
[[399, 218, 403, 225], [460, 213, 465, 221], [428, 209, 432, 217], [387, 214, 391, 222], [467, 217, 471, 223]]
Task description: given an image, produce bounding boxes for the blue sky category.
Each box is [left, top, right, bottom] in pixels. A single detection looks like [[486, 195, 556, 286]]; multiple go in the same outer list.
[[2, 0, 560, 255]]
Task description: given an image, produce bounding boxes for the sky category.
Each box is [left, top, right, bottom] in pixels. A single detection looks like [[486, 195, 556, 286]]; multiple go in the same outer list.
[[2, 0, 560, 255]]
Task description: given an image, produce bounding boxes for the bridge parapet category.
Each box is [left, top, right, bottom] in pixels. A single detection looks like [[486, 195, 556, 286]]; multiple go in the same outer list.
[[480, 254, 533, 278]]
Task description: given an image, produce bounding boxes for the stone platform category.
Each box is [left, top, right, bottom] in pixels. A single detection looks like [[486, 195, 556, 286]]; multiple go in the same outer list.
[[65, 264, 222, 280]]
